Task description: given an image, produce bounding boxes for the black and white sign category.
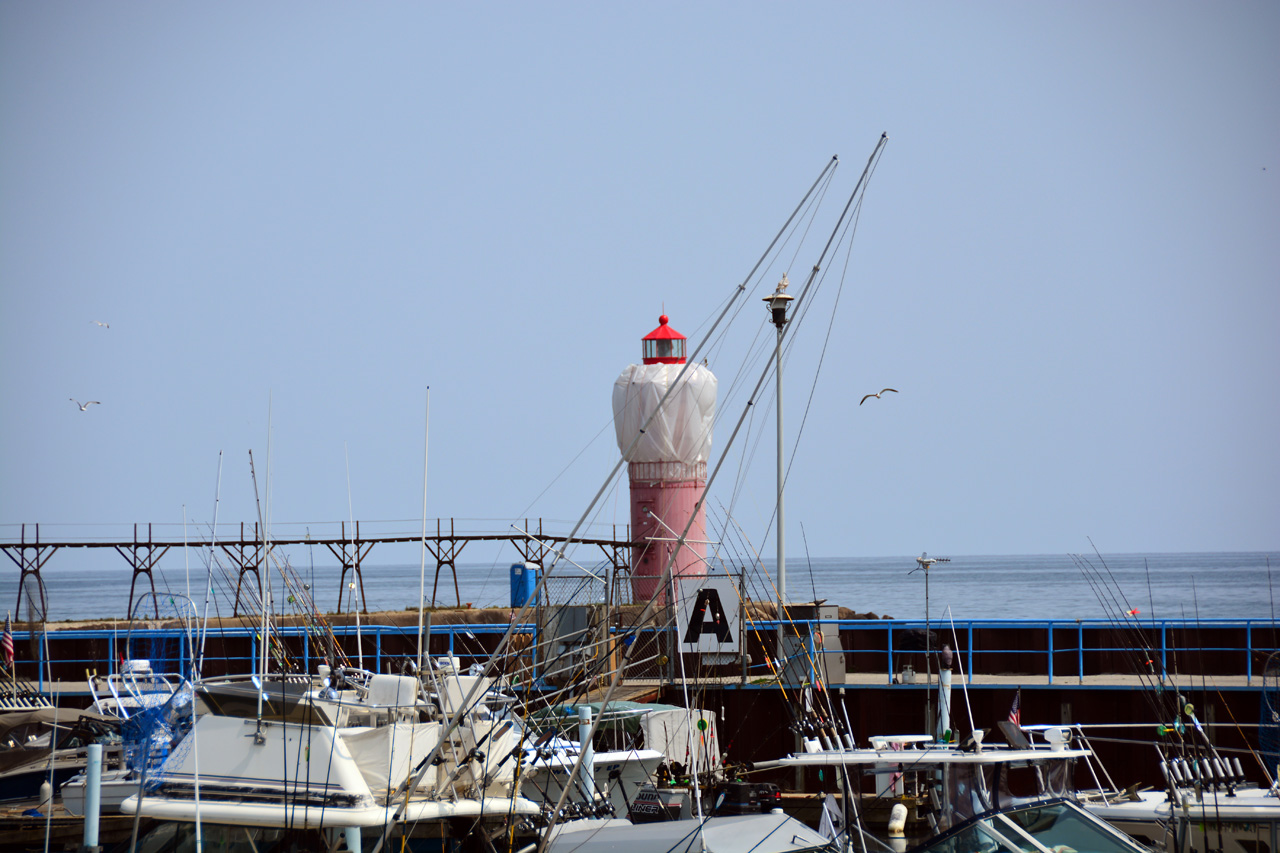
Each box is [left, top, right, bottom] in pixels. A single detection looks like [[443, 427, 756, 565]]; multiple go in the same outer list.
[[675, 576, 740, 654]]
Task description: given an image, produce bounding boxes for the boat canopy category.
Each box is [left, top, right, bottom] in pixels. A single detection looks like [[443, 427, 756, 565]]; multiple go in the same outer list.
[[528, 701, 681, 735]]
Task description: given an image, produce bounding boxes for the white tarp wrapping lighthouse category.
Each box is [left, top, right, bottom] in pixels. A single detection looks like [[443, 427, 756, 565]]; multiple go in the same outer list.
[[611, 315, 717, 602]]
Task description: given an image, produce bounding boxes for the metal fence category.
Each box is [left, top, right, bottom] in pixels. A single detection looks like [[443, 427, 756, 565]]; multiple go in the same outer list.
[[12, 617, 1278, 695], [836, 617, 1279, 686]]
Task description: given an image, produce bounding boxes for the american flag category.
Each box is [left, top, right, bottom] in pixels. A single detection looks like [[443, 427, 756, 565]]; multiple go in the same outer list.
[[1007, 688, 1021, 726], [2, 614, 13, 667]]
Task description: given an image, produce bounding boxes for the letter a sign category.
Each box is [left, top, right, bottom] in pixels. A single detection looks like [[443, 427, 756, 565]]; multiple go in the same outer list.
[[675, 576, 740, 654]]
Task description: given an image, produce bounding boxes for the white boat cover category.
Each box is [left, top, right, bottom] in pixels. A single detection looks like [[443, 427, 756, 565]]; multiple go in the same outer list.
[[641, 708, 721, 776], [439, 674, 494, 716], [341, 721, 440, 793], [366, 674, 419, 707], [544, 812, 832, 852]]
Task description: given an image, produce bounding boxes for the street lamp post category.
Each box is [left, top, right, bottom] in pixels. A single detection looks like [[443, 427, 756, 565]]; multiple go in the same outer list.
[[764, 275, 794, 664]]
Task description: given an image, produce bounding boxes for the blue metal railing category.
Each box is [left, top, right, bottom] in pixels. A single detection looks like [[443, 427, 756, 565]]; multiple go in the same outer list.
[[822, 618, 1276, 686], [15, 617, 1278, 694], [22, 622, 533, 694]]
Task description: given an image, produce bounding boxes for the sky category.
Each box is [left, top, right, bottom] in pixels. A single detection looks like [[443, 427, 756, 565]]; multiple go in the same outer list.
[[2, 2, 1277, 578]]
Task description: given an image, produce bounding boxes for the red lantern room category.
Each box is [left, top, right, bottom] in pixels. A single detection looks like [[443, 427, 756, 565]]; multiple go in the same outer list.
[[641, 315, 686, 365]]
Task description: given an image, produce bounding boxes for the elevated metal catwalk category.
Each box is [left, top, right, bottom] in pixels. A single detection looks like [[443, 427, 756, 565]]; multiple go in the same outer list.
[[1, 520, 630, 618]]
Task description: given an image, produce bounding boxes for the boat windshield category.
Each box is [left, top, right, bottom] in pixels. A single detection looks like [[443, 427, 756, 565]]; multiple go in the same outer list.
[[918, 819, 1025, 853], [914, 799, 1149, 853]]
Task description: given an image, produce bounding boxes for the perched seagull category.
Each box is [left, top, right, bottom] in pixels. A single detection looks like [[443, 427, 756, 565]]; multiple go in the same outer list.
[[70, 398, 101, 411], [92, 321, 109, 328], [859, 388, 898, 405]]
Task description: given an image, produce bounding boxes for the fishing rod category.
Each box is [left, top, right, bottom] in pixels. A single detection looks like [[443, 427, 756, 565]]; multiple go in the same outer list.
[[1192, 580, 1228, 853], [270, 554, 351, 673], [660, 503, 822, 762], [1071, 551, 1180, 727], [1071, 558, 1198, 814], [1074, 548, 1160, 680], [727, 504, 865, 845], [657, 556, 710, 830], [707, 473, 862, 781], [691, 504, 768, 768], [185, 522, 339, 678], [798, 522, 858, 752], [707, 504, 813, 764], [718, 508, 850, 753], [1085, 541, 1165, 680], [248, 448, 274, 744]]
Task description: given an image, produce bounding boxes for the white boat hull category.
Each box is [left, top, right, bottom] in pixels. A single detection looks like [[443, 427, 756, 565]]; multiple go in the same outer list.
[[120, 792, 540, 827], [1085, 789, 1280, 853]]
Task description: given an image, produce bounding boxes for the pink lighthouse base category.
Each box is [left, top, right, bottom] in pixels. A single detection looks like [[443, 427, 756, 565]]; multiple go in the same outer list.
[[628, 468, 708, 603]]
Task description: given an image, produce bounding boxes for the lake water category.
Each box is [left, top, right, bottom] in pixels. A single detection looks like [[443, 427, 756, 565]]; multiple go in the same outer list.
[[2, 550, 1276, 624]]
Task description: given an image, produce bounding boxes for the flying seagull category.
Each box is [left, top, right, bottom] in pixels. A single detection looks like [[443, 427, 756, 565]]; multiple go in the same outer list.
[[859, 388, 898, 405], [70, 399, 101, 411], [93, 321, 109, 328]]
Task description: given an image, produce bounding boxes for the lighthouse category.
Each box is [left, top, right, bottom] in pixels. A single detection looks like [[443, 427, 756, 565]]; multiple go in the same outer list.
[[611, 315, 718, 602]]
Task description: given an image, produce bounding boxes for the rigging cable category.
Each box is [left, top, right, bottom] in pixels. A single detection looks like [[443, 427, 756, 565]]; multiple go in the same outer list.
[[528, 152, 860, 850]]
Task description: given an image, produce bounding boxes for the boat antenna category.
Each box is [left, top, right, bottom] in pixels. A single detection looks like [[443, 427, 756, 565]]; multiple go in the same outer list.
[[344, 442, 364, 668], [945, 608, 977, 737], [1269, 555, 1276, 653], [1144, 558, 1156, 625], [416, 388, 430, 678], [265, 397, 273, 671], [802, 522, 819, 604], [196, 451, 223, 676], [248, 447, 269, 744], [183, 505, 190, 603]]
